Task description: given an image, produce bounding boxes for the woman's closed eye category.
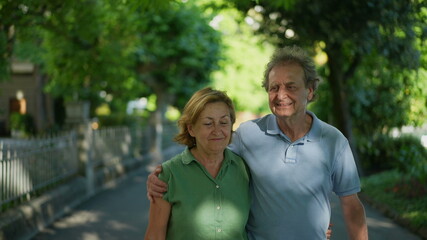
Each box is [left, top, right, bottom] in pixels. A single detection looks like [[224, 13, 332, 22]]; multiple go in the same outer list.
[[220, 121, 230, 126]]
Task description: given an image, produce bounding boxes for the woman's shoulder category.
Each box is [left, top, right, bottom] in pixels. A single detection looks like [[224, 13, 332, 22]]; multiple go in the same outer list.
[[225, 149, 250, 179], [161, 148, 196, 172], [224, 148, 246, 166], [225, 148, 241, 158], [159, 149, 196, 183], [162, 150, 185, 168], [159, 153, 183, 182]]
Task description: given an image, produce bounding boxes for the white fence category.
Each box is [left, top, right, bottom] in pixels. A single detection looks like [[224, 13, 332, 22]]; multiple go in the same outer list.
[[92, 126, 132, 168], [0, 132, 78, 208], [0, 121, 180, 212], [0, 125, 141, 211]]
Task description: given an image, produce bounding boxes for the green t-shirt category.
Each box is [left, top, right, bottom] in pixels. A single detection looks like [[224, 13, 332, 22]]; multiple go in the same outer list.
[[159, 148, 250, 240]]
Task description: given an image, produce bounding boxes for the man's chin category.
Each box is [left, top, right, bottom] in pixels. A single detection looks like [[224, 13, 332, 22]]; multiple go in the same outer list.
[[273, 108, 293, 117]]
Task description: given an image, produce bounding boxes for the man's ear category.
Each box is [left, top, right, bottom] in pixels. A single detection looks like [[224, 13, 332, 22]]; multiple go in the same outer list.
[[307, 87, 314, 102]]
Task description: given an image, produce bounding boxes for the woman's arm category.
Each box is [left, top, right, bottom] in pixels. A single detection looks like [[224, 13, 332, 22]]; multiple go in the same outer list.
[[144, 197, 171, 240]]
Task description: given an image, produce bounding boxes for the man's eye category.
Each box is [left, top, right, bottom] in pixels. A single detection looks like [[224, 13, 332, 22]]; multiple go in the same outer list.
[[203, 123, 212, 126], [269, 86, 278, 91], [220, 121, 229, 125]]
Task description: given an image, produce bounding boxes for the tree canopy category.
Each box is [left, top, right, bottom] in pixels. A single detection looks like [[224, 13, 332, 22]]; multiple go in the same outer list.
[[136, 2, 222, 110], [230, 0, 427, 135], [229, 0, 427, 173], [1, 0, 221, 111], [2, 0, 426, 139], [209, 3, 273, 115], [134, 1, 222, 162], [0, 0, 173, 82]]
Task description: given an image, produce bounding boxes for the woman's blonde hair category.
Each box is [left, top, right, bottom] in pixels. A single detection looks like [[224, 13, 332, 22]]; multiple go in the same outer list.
[[174, 87, 236, 147]]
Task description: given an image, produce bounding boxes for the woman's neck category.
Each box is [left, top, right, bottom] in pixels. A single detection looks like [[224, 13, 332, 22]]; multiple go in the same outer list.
[[191, 147, 224, 178]]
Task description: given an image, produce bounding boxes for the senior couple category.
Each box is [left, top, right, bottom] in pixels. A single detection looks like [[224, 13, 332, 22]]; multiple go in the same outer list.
[[144, 46, 368, 240]]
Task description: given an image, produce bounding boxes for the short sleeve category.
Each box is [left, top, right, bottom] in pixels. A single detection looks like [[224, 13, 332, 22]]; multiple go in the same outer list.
[[332, 141, 361, 196], [158, 161, 172, 202]]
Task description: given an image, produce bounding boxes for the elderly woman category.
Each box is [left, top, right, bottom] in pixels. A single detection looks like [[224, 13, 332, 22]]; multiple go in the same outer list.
[[144, 87, 250, 240]]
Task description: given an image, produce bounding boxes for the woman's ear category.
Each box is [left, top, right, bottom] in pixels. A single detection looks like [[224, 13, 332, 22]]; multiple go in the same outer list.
[[187, 124, 194, 137]]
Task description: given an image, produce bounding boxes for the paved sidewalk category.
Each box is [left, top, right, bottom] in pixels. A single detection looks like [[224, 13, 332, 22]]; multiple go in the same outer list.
[[32, 167, 152, 240], [330, 194, 421, 240], [32, 166, 422, 240]]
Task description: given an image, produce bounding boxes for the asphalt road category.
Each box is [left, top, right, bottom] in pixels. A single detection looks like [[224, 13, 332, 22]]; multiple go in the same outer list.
[[32, 165, 422, 240]]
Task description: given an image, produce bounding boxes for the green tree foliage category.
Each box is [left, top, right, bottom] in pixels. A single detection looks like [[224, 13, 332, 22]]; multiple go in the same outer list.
[[230, 0, 427, 174], [0, 0, 54, 80], [9, 112, 35, 137], [0, 0, 174, 82], [135, 1, 222, 162], [136, 2, 222, 109], [2, 0, 226, 146], [230, 0, 426, 134], [1, 0, 183, 119], [350, 59, 427, 136], [41, 0, 143, 108], [209, 4, 273, 114]]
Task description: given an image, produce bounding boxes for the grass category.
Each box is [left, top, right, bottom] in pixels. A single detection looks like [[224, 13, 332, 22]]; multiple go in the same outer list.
[[361, 170, 427, 237]]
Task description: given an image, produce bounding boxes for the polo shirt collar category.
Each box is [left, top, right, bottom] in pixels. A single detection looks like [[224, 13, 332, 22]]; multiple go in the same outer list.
[[266, 114, 281, 135], [306, 111, 321, 142], [181, 148, 194, 164], [180, 147, 234, 165], [265, 111, 321, 142]]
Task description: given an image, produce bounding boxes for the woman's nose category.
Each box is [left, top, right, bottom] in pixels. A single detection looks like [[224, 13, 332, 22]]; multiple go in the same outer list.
[[212, 124, 221, 133]]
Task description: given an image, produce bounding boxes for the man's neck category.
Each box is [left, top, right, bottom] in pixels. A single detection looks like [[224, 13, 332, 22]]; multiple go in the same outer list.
[[277, 113, 313, 142]]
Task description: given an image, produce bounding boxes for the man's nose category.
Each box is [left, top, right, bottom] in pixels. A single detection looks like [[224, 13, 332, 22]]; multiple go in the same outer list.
[[277, 87, 288, 99]]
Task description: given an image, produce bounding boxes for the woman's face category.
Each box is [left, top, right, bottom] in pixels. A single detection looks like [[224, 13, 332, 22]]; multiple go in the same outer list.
[[188, 102, 232, 154]]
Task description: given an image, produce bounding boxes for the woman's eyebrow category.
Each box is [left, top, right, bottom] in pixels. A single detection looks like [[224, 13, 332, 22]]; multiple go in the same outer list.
[[201, 115, 230, 120]]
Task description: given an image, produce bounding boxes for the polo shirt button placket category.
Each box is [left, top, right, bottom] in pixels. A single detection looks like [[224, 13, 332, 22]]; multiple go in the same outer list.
[[214, 184, 222, 238], [284, 144, 297, 163]]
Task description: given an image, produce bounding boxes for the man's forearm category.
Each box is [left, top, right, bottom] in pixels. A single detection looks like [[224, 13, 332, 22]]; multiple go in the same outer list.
[[341, 195, 368, 240], [345, 208, 368, 240]]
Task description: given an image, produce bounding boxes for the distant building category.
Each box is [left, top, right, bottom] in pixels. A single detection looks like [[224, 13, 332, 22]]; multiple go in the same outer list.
[[0, 60, 55, 136]]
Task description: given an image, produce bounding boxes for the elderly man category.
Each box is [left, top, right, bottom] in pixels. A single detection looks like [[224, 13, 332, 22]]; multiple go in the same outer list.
[[148, 45, 368, 240]]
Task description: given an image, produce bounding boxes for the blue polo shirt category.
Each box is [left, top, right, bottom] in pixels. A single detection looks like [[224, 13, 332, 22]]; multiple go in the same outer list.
[[159, 148, 250, 240], [229, 111, 361, 240]]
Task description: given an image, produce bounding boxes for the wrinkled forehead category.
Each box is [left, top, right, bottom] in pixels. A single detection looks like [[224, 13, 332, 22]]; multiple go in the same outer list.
[[268, 63, 305, 82]]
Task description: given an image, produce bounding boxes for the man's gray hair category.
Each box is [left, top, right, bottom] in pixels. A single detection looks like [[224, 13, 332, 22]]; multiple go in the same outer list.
[[262, 45, 321, 102]]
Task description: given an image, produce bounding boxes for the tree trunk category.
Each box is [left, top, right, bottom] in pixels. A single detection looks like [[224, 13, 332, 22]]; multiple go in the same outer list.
[[0, 24, 15, 80], [326, 45, 364, 176], [148, 89, 171, 165]]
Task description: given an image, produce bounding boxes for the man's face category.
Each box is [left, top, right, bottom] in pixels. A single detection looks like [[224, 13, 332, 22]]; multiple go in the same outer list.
[[267, 63, 313, 119]]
